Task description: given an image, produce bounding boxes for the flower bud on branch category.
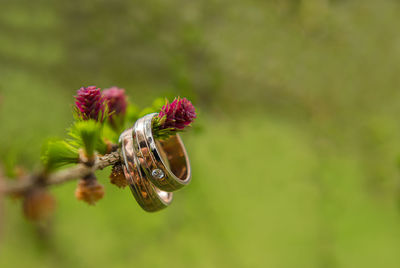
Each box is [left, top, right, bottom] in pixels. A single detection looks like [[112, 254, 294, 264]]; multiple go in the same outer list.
[[152, 97, 196, 139], [75, 173, 105, 205], [103, 87, 127, 130], [23, 188, 56, 221], [75, 86, 106, 122], [109, 164, 128, 188]]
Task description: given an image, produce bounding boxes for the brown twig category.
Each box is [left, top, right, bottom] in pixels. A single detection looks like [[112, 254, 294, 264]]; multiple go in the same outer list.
[[0, 150, 121, 195]]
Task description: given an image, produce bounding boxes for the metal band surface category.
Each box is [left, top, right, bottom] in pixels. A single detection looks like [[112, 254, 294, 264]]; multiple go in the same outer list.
[[119, 129, 172, 212], [133, 113, 191, 192]]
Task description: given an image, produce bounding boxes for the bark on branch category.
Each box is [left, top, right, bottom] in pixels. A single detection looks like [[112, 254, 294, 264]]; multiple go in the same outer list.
[[0, 151, 121, 195]]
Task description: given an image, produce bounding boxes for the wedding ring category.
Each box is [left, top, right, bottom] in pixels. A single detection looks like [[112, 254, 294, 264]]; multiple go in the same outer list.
[[133, 113, 191, 192], [119, 129, 172, 212]]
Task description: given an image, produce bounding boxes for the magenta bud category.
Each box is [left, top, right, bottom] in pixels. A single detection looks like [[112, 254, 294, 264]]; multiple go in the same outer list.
[[158, 97, 196, 130], [103, 87, 127, 122], [74, 86, 105, 122]]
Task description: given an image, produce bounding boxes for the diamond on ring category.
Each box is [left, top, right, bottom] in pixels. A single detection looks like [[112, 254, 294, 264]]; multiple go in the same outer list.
[[152, 169, 165, 179]]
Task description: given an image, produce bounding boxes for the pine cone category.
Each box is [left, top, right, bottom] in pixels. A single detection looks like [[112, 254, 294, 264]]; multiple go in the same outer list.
[[109, 164, 128, 188], [23, 188, 56, 221], [74, 86, 105, 121], [75, 174, 105, 205], [103, 87, 127, 126], [158, 97, 196, 130]]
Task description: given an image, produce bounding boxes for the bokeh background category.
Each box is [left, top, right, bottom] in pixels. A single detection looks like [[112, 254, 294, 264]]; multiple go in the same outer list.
[[2, 0, 400, 267]]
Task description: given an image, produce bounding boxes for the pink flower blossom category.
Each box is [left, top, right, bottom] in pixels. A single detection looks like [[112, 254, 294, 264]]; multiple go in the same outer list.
[[158, 97, 196, 130], [74, 86, 105, 121], [103, 87, 127, 121]]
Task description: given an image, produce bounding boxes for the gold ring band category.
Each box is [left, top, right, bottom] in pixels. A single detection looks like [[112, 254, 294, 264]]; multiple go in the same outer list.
[[133, 113, 191, 192], [119, 128, 172, 212]]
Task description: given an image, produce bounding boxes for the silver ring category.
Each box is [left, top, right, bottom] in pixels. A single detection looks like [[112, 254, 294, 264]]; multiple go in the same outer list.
[[119, 128, 173, 212], [133, 113, 191, 192]]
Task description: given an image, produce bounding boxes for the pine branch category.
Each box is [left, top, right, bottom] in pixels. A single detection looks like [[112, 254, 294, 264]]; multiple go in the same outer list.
[[0, 150, 121, 195]]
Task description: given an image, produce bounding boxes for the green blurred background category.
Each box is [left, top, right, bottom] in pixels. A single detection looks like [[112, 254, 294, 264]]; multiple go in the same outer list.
[[2, 0, 400, 267]]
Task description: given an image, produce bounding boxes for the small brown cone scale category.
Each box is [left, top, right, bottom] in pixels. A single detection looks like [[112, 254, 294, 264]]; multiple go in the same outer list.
[[109, 164, 128, 188], [75, 173, 105, 205], [23, 188, 56, 221]]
